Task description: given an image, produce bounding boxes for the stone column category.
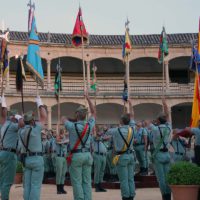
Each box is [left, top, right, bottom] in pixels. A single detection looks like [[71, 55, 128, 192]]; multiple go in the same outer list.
[[47, 59, 51, 91], [86, 61, 91, 90], [165, 60, 170, 89], [47, 106, 52, 130]]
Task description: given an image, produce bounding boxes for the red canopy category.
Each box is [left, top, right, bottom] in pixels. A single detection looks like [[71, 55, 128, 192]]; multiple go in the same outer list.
[[72, 7, 88, 47]]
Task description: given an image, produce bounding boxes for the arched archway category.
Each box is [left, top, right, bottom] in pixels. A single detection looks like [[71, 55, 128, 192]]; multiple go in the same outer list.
[[172, 102, 192, 128], [96, 103, 124, 125], [169, 56, 191, 83], [133, 103, 162, 121], [51, 102, 83, 124]]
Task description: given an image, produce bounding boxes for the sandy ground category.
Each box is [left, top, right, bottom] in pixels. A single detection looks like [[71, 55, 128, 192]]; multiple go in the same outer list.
[[8, 184, 162, 200]]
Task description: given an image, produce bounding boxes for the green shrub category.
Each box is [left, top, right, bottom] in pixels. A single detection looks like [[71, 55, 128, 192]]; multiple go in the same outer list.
[[167, 161, 200, 185], [16, 161, 23, 173]]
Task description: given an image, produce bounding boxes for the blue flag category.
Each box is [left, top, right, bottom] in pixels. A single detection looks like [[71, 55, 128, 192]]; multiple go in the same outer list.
[[26, 16, 44, 87], [190, 45, 200, 73]]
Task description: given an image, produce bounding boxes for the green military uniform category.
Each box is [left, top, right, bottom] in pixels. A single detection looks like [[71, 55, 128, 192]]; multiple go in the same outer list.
[[107, 120, 135, 200], [55, 140, 67, 194], [50, 136, 57, 173], [171, 138, 187, 162], [0, 120, 19, 200], [64, 116, 95, 200], [191, 128, 200, 166], [134, 127, 148, 175], [18, 121, 44, 200], [42, 137, 50, 178], [151, 123, 172, 200], [92, 135, 107, 192]]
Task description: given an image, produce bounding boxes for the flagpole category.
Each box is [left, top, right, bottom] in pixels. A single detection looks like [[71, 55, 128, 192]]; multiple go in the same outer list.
[[162, 52, 165, 98], [20, 57, 25, 114], [57, 60, 61, 134], [126, 55, 130, 113]]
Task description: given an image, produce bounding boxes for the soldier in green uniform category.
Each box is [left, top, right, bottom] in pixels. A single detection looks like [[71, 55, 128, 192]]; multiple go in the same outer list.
[[151, 99, 172, 200], [62, 92, 95, 200], [49, 129, 57, 174], [18, 96, 47, 200], [106, 100, 135, 200], [92, 126, 109, 192], [55, 128, 68, 194], [134, 121, 148, 175], [171, 130, 189, 162], [42, 130, 50, 181], [0, 95, 23, 200]]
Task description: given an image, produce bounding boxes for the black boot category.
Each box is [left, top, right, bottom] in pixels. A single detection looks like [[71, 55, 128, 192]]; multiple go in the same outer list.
[[140, 168, 148, 176], [122, 197, 130, 200], [162, 193, 171, 200], [128, 197, 134, 200], [57, 185, 62, 194], [99, 183, 107, 192], [95, 183, 101, 192], [60, 184, 67, 194]]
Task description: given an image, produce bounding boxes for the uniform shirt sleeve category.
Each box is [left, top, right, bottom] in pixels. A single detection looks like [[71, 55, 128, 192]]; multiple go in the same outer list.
[[142, 128, 148, 136], [191, 128, 200, 136], [88, 116, 95, 131], [64, 120, 74, 131], [129, 120, 135, 128], [105, 128, 116, 136]]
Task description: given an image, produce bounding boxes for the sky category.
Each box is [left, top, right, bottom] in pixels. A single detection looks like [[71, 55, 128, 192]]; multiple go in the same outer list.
[[0, 0, 199, 35]]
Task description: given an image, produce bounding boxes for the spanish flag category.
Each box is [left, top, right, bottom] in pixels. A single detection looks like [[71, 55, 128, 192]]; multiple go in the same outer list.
[[190, 19, 200, 127], [122, 28, 132, 61]]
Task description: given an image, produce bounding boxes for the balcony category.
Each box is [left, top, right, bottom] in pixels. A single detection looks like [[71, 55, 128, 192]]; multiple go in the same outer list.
[[5, 74, 194, 98]]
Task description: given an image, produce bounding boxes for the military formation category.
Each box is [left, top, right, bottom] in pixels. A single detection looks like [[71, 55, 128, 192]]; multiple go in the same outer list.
[[0, 92, 199, 200]]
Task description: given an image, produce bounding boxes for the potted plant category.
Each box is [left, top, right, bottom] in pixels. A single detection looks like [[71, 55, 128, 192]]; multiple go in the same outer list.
[[167, 161, 200, 200], [14, 161, 23, 184]]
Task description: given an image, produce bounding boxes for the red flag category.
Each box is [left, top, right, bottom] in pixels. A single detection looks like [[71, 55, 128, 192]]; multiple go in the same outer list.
[[72, 7, 88, 47]]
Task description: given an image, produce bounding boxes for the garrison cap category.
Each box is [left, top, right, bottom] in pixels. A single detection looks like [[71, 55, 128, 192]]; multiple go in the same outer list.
[[7, 109, 18, 117], [24, 111, 34, 122], [76, 105, 88, 114]]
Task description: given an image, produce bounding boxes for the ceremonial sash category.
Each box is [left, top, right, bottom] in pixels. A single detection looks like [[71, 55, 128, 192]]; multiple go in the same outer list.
[[66, 123, 89, 165], [112, 127, 133, 165]]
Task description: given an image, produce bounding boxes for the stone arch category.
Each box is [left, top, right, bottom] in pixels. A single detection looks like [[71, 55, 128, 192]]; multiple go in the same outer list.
[[133, 103, 163, 121], [171, 102, 192, 128], [96, 103, 124, 125], [169, 56, 191, 83]]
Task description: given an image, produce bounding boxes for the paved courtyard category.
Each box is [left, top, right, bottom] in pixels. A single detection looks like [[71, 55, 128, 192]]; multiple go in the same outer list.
[[9, 184, 162, 200]]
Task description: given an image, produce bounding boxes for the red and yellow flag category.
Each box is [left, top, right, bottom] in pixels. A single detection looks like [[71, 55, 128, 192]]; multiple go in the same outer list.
[[190, 18, 200, 127]]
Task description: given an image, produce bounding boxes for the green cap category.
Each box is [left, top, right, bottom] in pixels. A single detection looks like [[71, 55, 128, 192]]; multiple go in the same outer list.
[[7, 109, 18, 117], [76, 105, 88, 114], [24, 111, 34, 122]]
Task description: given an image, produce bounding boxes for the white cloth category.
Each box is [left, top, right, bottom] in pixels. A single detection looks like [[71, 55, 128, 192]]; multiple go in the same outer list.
[[1, 95, 7, 108], [35, 96, 43, 107]]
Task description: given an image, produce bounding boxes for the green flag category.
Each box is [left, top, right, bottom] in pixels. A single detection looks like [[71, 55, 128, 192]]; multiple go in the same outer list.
[[54, 64, 62, 100], [90, 65, 97, 91], [158, 26, 169, 64]]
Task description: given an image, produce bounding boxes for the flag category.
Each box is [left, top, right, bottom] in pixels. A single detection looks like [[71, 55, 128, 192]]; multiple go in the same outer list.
[[16, 56, 26, 92], [189, 45, 200, 73], [190, 19, 200, 127], [28, 1, 35, 34], [54, 64, 62, 100], [158, 27, 169, 64], [26, 16, 44, 88], [0, 38, 9, 77], [122, 28, 132, 61], [72, 7, 88, 47], [90, 65, 97, 91]]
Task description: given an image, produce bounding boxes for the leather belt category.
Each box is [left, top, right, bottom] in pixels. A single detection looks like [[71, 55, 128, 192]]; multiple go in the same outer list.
[[159, 148, 168, 152], [71, 148, 90, 153], [115, 149, 133, 155], [134, 143, 145, 146], [57, 154, 65, 157], [107, 147, 113, 150], [175, 152, 184, 156], [23, 152, 43, 157], [1, 147, 16, 153], [94, 152, 106, 156]]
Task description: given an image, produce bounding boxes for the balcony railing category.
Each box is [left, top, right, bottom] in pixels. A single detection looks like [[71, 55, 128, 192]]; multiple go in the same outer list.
[[5, 76, 194, 97]]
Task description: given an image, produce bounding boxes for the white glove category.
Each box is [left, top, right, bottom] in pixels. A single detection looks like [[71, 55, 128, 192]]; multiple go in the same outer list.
[[36, 96, 43, 107], [1, 95, 7, 108], [15, 114, 22, 121]]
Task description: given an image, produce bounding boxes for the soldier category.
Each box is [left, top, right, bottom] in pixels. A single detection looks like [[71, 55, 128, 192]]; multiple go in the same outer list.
[[106, 100, 135, 200], [171, 129, 189, 162], [18, 96, 47, 200], [151, 98, 172, 200], [55, 128, 68, 194], [134, 121, 148, 176], [92, 126, 109, 192], [42, 129, 50, 181], [0, 95, 23, 200], [49, 129, 57, 174], [62, 92, 96, 200]]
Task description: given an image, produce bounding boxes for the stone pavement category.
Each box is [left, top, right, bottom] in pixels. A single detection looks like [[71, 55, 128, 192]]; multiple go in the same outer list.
[[9, 184, 162, 200]]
